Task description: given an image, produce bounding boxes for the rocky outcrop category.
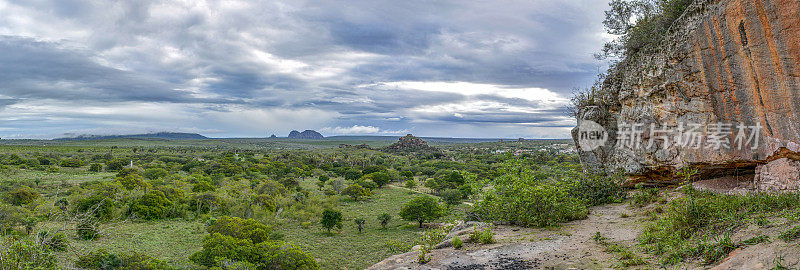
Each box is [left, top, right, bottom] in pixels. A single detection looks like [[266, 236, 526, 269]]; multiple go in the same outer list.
[[287, 130, 324, 139], [381, 134, 441, 156], [574, 0, 800, 191]]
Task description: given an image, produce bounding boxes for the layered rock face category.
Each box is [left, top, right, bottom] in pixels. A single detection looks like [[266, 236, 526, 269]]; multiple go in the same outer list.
[[574, 0, 800, 191]]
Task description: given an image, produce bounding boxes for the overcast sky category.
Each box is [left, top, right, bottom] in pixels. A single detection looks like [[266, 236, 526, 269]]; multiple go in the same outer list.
[[0, 0, 612, 139]]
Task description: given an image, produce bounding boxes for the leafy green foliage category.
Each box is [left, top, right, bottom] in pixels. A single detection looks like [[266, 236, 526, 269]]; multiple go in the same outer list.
[[60, 158, 85, 168], [0, 236, 57, 270], [321, 209, 343, 233], [399, 196, 445, 228], [640, 191, 800, 264], [207, 216, 273, 244], [341, 184, 371, 201], [600, 0, 695, 59], [129, 191, 172, 220], [4, 186, 39, 206], [189, 233, 319, 270], [440, 189, 462, 208]]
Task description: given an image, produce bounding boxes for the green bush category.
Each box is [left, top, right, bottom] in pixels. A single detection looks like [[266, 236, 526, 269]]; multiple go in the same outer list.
[[405, 179, 417, 189], [191, 181, 216, 193], [128, 191, 172, 220], [143, 168, 169, 180], [74, 195, 116, 221], [105, 159, 128, 172], [0, 236, 57, 270], [399, 196, 445, 228], [0, 203, 30, 234], [4, 187, 39, 206], [208, 216, 273, 244], [363, 172, 391, 187], [60, 158, 85, 168], [189, 233, 318, 270], [476, 180, 587, 227], [116, 174, 148, 190], [89, 163, 103, 172], [440, 189, 462, 208], [341, 184, 371, 201]]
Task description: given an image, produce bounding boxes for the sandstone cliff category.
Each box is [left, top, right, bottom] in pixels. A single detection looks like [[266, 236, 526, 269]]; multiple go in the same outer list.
[[574, 0, 800, 191]]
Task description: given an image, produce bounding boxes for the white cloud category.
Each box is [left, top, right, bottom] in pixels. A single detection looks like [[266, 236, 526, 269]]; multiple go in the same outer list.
[[320, 125, 380, 134]]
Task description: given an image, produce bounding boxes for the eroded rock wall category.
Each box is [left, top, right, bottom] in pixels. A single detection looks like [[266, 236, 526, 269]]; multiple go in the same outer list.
[[575, 0, 800, 190]]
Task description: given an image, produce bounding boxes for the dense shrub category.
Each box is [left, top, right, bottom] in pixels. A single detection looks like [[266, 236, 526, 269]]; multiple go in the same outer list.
[[0, 236, 57, 270], [363, 172, 391, 187], [473, 160, 603, 227], [440, 189, 462, 208], [189, 233, 319, 270], [640, 190, 800, 264], [74, 195, 116, 221], [191, 181, 215, 193], [116, 174, 148, 190], [60, 158, 85, 168], [129, 191, 172, 220], [89, 163, 103, 172], [143, 168, 169, 180], [4, 187, 39, 206], [341, 184, 371, 201], [207, 216, 273, 244], [0, 203, 30, 233], [105, 159, 128, 172]]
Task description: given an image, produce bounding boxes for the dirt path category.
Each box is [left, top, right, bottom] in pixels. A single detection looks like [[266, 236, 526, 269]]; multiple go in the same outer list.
[[369, 203, 647, 270]]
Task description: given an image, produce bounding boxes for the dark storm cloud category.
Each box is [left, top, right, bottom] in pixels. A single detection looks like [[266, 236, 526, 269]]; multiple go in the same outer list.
[[0, 0, 610, 138]]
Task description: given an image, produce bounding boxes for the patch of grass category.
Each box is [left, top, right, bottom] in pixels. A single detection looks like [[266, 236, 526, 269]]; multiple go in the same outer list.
[[278, 185, 427, 270], [778, 225, 800, 242], [59, 220, 206, 267], [631, 188, 660, 207], [640, 190, 800, 265]]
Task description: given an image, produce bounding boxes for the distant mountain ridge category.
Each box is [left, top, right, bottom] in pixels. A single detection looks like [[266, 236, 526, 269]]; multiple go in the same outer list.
[[288, 130, 324, 139], [55, 132, 208, 141]]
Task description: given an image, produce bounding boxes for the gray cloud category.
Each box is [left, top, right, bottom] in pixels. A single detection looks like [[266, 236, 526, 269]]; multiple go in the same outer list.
[[0, 0, 610, 138]]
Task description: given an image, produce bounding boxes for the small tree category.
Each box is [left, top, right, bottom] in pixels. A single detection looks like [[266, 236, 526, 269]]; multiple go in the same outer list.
[[440, 189, 462, 209], [378, 213, 392, 229], [354, 218, 365, 233], [399, 196, 445, 228], [321, 209, 342, 234]]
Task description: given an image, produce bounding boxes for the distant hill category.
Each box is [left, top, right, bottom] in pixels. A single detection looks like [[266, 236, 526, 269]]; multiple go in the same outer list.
[[288, 130, 324, 139], [381, 134, 442, 156], [55, 132, 208, 141]]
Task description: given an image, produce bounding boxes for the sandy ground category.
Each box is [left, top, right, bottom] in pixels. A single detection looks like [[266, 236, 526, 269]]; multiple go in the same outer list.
[[369, 203, 646, 269]]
